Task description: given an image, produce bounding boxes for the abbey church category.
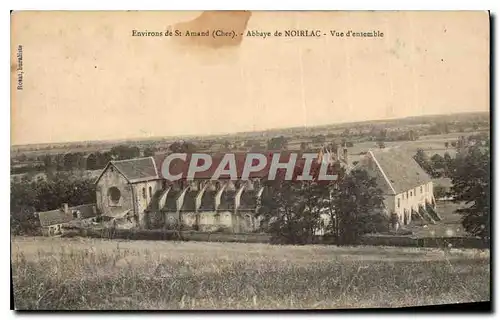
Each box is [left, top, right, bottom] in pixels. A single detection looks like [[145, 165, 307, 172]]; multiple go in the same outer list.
[[94, 147, 351, 232]]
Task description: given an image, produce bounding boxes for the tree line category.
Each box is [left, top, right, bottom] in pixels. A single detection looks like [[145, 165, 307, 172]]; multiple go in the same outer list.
[[258, 163, 388, 245], [413, 135, 490, 239], [11, 135, 490, 241], [11, 172, 96, 235]]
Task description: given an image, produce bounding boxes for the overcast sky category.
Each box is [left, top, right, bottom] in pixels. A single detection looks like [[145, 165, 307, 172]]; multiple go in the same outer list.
[[11, 11, 489, 145]]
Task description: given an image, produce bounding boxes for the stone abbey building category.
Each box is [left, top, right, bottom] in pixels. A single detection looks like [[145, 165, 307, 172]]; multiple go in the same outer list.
[[94, 148, 350, 232], [93, 147, 435, 233]]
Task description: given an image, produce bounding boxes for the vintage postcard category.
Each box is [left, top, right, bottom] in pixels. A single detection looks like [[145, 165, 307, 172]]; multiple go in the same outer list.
[[10, 11, 490, 310]]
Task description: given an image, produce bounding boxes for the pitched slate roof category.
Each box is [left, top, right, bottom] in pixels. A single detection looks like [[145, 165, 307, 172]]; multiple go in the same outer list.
[[153, 152, 279, 180], [152, 151, 331, 181], [112, 157, 159, 183], [364, 149, 432, 195], [97, 150, 338, 184], [95, 157, 159, 184], [38, 204, 97, 227], [38, 209, 74, 227]]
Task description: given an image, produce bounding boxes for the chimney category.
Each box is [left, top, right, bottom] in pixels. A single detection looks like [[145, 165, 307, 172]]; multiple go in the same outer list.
[[343, 148, 348, 164], [62, 203, 69, 213]]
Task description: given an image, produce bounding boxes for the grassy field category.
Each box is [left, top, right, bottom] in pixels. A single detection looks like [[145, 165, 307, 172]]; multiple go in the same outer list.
[[345, 133, 464, 157], [11, 237, 490, 310]]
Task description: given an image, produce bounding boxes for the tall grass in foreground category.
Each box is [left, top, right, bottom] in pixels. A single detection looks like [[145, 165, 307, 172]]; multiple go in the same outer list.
[[11, 238, 490, 310]]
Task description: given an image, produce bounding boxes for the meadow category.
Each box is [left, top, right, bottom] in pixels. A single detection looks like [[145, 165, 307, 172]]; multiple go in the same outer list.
[[11, 237, 490, 310]]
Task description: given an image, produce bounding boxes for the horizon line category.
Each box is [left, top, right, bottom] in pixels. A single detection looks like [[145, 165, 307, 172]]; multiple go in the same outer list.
[[11, 110, 490, 148]]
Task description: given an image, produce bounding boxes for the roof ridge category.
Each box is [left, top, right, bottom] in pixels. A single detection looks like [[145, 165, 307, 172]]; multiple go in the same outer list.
[[111, 156, 154, 163], [369, 150, 397, 195], [150, 156, 160, 178]]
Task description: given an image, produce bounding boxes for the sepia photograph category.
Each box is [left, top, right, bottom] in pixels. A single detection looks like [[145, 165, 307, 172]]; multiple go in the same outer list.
[[10, 10, 491, 311]]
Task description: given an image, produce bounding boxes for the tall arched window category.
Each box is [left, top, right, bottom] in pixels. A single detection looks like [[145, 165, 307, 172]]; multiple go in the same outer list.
[[142, 187, 146, 199], [149, 186, 152, 198], [108, 187, 121, 206]]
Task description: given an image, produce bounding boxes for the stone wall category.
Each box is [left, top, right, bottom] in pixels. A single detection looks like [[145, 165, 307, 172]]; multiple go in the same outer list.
[[96, 165, 134, 218]]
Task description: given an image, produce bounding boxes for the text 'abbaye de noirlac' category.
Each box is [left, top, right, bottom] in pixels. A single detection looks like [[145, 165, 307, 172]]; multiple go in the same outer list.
[[246, 29, 384, 38]]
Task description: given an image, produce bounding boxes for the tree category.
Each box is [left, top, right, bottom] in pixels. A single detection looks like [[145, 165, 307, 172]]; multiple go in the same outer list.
[[267, 136, 288, 150], [312, 135, 326, 144], [143, 147, 155, 157], [441, 152, 454, 177], [257, 160, 342, 244], [434, 184, 447, 200], [258, 180, 322, 244], [244, 139, 262, 150], [17, 153, 28, 162], [300, 142, 309, 152], [222, 140, 232, 151], [169, 141, 197, 153], [341, 128, 351, 137], [468, 133, 489, 146], [457, 136, 467, 150], [430, 154, 446, 177], [328, 169, 387, 244], [429, 122, 449, 135], [42, 155, 53, 170], [326, 142, 339, 153], [448, 144, 490, 238], [444, 142, 449, 149], [407, 130, 418, 141], [96, 151, 113, 168], [10, 172, 97, 235], [10, 205, 39, 236], [413, 149, 433, 176], [110, 145, 141, 160], [376, 140, 385, 149], [86, 153, 98, 170]]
